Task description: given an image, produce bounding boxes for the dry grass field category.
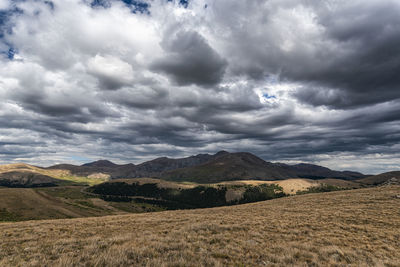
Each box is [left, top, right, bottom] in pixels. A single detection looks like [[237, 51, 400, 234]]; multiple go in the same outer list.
[[219, 179, 321, 194], [1, 186, 399, 266], [0, 187, 163, 222]]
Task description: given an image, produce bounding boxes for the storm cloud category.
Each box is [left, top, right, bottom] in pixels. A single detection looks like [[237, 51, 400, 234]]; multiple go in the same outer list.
[[0, 0, 400, 174], [152, 30, 227, 86]]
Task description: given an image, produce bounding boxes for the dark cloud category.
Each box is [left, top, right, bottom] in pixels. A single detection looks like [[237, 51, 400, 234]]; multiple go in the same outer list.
[[217, 0, 400, 108], [0, 0, 399, 174], [151, 30, 227, 86]]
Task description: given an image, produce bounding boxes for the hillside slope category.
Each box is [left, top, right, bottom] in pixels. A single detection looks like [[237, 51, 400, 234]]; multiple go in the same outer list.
[[0, 163, 107, 187], [0, 171, 59, 187], [0, 186, 164, 222], [357, 171, 400, 185], [1, 186, 399, 266]]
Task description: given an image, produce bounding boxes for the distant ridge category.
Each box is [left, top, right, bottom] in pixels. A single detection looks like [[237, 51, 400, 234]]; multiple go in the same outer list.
[[278, 163, 365, 180], [46, 151, 366, 182], [160, 152, 365, 183], [4, 152, 400, 187]]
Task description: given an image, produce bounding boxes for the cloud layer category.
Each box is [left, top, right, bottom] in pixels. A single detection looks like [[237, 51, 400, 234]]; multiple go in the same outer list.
[[0, 0, 400, 173]]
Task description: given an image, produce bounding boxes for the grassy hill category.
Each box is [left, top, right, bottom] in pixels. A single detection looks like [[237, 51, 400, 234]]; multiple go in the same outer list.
[[357, 171, 400, 186], [0, 163, 108, 186], [0, 177, 351, 222], [0, 186, 399, 266], [0, 186, 164, 222]]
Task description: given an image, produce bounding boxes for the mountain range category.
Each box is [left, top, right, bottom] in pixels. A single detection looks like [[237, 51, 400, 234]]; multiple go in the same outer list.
[[1, 150, 400, 188], [44, 151, 366, 183]]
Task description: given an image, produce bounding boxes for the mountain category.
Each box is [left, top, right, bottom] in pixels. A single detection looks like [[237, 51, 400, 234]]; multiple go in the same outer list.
[[82, 160, 120, 168], [279, 163, 365, 180], [46, 153, 224, 179], [46, 161, 129, 178], [44, 151, 366, 183], [161, 152, 295, 183], [160, 152, 366, 183], [111, 152, 223, 178]]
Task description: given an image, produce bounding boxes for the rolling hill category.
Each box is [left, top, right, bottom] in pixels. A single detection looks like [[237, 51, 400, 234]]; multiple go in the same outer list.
[[0, 186, 163, 222], [0, 163, 108, 187], [0, 171, 59, 187], [1, 186, 399, 266], [356, 171, 400, 186]]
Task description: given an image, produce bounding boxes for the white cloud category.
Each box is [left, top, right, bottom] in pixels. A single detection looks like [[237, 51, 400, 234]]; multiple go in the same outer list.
[[0, 0, 9, 10], [87, 54, 134, 89]]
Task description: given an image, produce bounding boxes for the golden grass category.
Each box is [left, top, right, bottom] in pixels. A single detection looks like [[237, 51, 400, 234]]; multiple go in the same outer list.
[[1, 186, 399, 266], [218, 179, 320, 194], [0, 163, 107, 186], [317, 178, 362, 188], [0, 187, 166, 222], [0, 187, 121, 221], [54, 175, 107, 186]]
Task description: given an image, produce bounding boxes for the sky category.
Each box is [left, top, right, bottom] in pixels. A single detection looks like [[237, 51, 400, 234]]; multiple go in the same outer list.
[[0, 0, 400, 174]]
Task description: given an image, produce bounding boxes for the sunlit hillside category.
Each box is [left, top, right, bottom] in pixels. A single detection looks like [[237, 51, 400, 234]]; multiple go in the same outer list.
[[0, 163, 108, 186]]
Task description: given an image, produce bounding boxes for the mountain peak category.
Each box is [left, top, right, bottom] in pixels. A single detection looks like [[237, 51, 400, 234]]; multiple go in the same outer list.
[[215, 150, 229, 156], [82, 160, 118, 168]]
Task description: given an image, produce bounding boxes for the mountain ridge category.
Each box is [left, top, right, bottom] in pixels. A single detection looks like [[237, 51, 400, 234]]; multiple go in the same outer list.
[[44, 151, 366, 182]]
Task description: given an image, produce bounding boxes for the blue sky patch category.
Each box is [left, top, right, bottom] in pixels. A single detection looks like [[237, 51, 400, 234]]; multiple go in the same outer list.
[[90, 0, 150, 14], [0, 7, 23, 61], [69, 155, 91, 163], [263, 93, 276, 99]]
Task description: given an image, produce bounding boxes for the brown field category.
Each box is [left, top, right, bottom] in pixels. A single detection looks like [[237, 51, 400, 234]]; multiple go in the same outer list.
[[0, 187, 163, 222], [1, 186, 399, 266], [220, 179, 321, 194], [317, 178, 363, 188]]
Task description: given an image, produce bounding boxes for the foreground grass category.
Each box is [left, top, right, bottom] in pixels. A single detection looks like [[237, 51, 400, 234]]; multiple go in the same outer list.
[[1, 186, 399, 266]]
